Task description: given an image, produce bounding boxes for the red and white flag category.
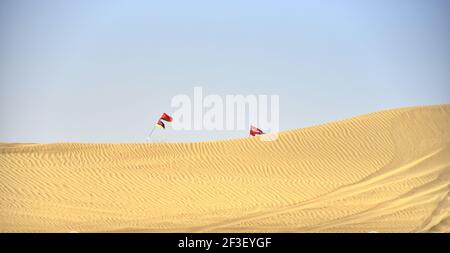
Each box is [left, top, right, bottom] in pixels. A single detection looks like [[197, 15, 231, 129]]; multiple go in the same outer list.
[[148, 113, 173, 140], [160, 113, 173, 122], [250, 125, 264, 136], [154, 113, 172, 130]]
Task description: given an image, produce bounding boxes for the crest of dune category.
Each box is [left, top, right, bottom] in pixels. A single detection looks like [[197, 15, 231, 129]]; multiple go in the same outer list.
[[1, 104, 449, 232]]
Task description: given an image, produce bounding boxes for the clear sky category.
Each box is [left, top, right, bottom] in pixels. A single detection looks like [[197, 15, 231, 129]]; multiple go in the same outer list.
[[1, 0, 449, 143]]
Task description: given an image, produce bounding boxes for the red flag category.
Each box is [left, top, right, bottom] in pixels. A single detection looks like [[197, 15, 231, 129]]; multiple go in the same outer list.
[[160, 113, 173, 122], [250, 125, 264, 136]]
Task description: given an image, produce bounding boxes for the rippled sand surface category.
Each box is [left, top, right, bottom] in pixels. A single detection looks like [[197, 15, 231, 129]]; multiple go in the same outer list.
[[1, 105, 449, 232]]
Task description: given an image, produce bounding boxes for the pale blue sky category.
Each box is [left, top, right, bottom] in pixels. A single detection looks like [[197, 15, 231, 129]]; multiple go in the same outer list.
[[1, 0, 449, 143]]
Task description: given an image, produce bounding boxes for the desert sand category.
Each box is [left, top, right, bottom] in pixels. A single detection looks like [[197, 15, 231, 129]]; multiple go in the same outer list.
[[1, 104, 449, 232]]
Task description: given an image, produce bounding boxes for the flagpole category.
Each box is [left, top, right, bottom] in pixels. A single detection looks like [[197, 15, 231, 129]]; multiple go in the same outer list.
[[147, 124, 157, 142]]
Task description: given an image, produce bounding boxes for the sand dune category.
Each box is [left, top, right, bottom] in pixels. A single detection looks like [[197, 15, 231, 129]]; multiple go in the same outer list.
[[1, 104, 449, 232]]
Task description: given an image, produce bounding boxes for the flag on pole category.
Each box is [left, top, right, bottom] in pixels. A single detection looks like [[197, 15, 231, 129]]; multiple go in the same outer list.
[[250, 125, 264, 136], [148, 112, 173, 141], [155, 113, 172, 130]]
